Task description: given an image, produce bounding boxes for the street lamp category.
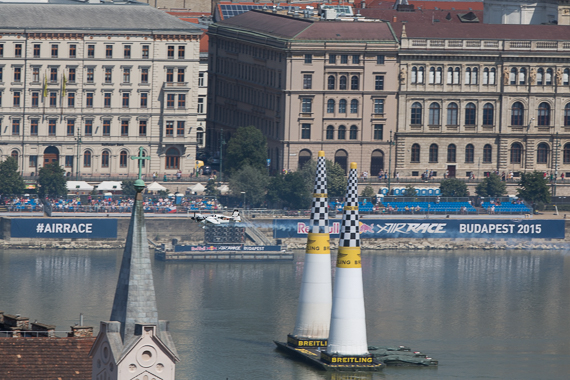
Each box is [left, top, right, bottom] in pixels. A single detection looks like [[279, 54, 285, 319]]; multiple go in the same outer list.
[[75, 127, 82, 180], [241, 191, 246, 210]]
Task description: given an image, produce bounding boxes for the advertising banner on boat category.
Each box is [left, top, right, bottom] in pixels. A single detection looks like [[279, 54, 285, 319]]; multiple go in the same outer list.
[[273, 219, 565, 240], [11, 219, 117, 238], [174, 244, 283, 252]]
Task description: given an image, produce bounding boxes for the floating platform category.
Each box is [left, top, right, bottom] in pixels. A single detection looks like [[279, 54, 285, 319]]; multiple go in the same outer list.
[[369, 345, 438, 366], [155, 244, 293, 261]]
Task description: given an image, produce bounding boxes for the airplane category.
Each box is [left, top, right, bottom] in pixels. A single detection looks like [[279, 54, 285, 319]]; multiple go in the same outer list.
[[191, 209, 241, 225]]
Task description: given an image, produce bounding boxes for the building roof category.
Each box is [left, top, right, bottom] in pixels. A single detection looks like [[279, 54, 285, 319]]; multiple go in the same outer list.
[[215, 10, 397, 42], [0, 337, 95, 379], [364, 0, 484, 11], [0, 4, 202, 34]]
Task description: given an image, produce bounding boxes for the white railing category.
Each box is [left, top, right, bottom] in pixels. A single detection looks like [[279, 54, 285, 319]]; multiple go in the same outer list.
[[402, 39, 570, 52]]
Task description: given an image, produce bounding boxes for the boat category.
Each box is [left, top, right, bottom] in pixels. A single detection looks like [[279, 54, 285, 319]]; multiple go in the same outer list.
[[155, 243, 293, 261]]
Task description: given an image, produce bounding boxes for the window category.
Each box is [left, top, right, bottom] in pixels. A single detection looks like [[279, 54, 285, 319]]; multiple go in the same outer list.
[[67, 119, 75, 136], [411, 102, 422, 124], [350, 99, 358, 114], [102, 151, 110, 167], [429, 144, 438, 163], [537, 143, 549, 164], [453, 67, 460, 84], [140, 92, 148, 108], [349, 125, 358, 140], [373, 124, 383, 140], [103, 119, 111, 136], [68, 68, 76, 82], [33, 44, 40, 58], [104, 92, 111, 108], [564, 143, 570, 164], [165, 147, 180, 169], [68, 93, 75, 108], [29, 156, 37, 168], [48, 119, 56, 136], [519, 68, 526, 85], [177, 121, 185, 136], [447, 67, 453, 84], [0, 67, 3, 81], [124, 45, 131, 59], [375, 75, 384, 90], [30, 119, 38, 136], [326, 125, 334, 140], [69, 44, 76, 58], [141, 68, 149, 83], [377, 55, 385, 64], [337, 125, 346, 140], [537, 68, 544, 85], [31, 92, 39, 108], [537, 102, 550, 126], [51, 44, 58, 58], [167, 94, 175, 108], [15, 44, 22, 57], [510, 68, 517, 85], [511, 142, 522, 164], [198, 72, 205, 86], [447, 144, 456, 162], [87, 68, 94, 83], [464, 103, 476, 125], [546, 68, 553, 85], [86, 92, 93, 108], [85, 119, 93, 136], [166, 68, 174, 82], [87, 45, 95, 58], [139, 120, 147, 136], [178, 94, 186, 108], [122, 93, 129, 108], [350, 75, 359, 90], [65, 156, 73, 168], [564, 68, 570, 86], [0, 44, 3, 57], [429, 103, 440, 125], [303, 74, 312, 89], [105, 68, 112, 83], [167, 46, 175, 59], [352, 55, 360, 64], [447, 103, 458, 125], [565, 103, 570, 126], [142, 45, 149, 59], [483, 144, 492, 163], [301, 123, 311, 139], [166, 121, 174, 136], [465, 144, 474, 163], [12, 119, 20, 135], [32, 67, 40, 82], [301, 98, 312, 113], [339, 76, 347, 90], [11, 150, 18, 160], [197, 97, 204, 113], [83, 151, 91, 168], [340, 55, 348, 64], [304, 54, 312, 64], [511, 102, 524, 126], [105, 45, 113, 58], [327, 99, 335, 113], [121, 120, 129, 136], [177, 68, 185, 82], [13, 91, 20, 107], [411, 66, 424, 84], [339, 99, 347, 113], [197, 127, 204, 145], [374, 99, 384, 114], [483, 103, 494, 126], [120, 151, 128, 168], [329, 54, 336, 64], [411, 143, 420, 162], [178, 46, 185, 59], [14, 67, 21, 82], [123, 68, 130, 83], [50, 68, 57, 82]]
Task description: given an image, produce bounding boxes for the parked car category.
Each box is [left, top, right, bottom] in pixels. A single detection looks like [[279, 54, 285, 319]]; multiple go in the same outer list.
[[201, 166, 212, 176]]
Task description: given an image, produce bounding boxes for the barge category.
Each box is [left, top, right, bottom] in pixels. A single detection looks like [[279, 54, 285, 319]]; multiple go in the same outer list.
[[155, 243, 294, 261]]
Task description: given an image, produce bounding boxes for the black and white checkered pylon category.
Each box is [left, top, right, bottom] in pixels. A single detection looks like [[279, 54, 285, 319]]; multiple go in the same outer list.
[[339, 163, 360, 248], [309, 152, 329, 234]]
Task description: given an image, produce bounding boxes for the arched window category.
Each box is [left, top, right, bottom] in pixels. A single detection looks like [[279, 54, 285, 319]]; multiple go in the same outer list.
[[337, 125, 346, 140], [465, 67, 471, 84], [411, 143, 420, 163], [101, 151, 110, 168], [564, 68, 569, 86], [537, 102, 550, 126], [370, 150, 384, 176], [350, 99, 358, 114], [335, 150, 348, 174], [537, 142, 549, 164], [447, 67, 453, 84], [447, 144, 456, 162], [465, 103, 476, 125], [489, 68, 496, 84], [429, 144, 438, 163], [411, 67, 417, 83], [510, 68, 517, 84], [120, 150, 128, 168], [465, 144, 474, 163], [429, 67, 435, 84], [327, 75, 335, 90], [339, 75, 347, 90], [429, 103, 440, 125], [511, 142, 522, 164], [350, 75, 359, 90], [483, 68, 489, 85], [453, 67, 460, 84], [339, 99, 347, 113], [349, 125, 358, 140], [166, 147, 180, 169], [564, 143, 570, 164], [417, 67, 424, 83], [519, 67, 526, 85], [326, 125, 334, 140], [537, 68, 544, 85], [298, 149, 312, 169], [436, 67, 442, 84], [511, 102, 524, 126], [83, 150, 91, 167], [483, 103, 494, 126], [565, 103, 570, 126], [471, 67, 478, 84], [483, 144, 492, 163], [11, 150, 18, 160], [327, 99, 335, 113], [546, 68, 553, 85], [447, 102, 458, 125], [411, 102, 422, 125]]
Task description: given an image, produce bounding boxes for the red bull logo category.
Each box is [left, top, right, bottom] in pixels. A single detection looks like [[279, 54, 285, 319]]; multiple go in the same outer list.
[[296, 222, 340, 235], [359, 222, 375, 234]]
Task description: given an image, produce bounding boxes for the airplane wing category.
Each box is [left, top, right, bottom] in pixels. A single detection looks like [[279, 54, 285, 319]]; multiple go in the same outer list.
[[205, 216, 221, 225]]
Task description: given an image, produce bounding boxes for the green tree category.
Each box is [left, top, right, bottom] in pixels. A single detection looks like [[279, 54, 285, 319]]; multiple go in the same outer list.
[[0, 157, 25, 195], [404, 185, 417, 197], [299, 159, 347, 198], [205, 179, 220, 198], [121, 179, 136, 197], [361, 185, 376, 198], [267, 170, 311, 209], [38, 162, 66, 198], [225, 126, 268, 175], [439, 178, 468, 197], [517, 171, 551, 204], [229, 165, 268, 207], [475, 173, 506, 197]]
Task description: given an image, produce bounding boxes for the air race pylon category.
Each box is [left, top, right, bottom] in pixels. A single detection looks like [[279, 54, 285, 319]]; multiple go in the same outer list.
[[287, 150, 332, 349], [321, 162, 382, 369]]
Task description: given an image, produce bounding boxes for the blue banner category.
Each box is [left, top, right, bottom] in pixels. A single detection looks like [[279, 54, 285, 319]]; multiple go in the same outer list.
[[11, 219, 117, 239], [273, 219, 565, 240], [175, 244, 282, 252]]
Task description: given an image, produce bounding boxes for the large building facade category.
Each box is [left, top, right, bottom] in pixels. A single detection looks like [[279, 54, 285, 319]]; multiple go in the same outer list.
[[0, 3, 202, 178], [207, 10, 399, 174]]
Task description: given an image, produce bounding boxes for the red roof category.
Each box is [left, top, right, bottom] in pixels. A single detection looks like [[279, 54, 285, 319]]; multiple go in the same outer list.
[[200, 31, 209, 53], [363, 0, 483, 10]]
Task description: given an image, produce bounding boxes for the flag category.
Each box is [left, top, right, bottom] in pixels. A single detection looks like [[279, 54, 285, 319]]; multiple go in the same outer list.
[[42, 74, 48, 98], [61, 74, 67, 97]]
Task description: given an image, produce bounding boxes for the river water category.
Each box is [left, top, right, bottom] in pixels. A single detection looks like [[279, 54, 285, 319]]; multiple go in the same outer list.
[[1, 248, 570, 380]]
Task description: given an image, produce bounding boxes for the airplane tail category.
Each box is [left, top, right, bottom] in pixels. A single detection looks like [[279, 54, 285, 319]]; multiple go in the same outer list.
[[232, 209, 241, 222]]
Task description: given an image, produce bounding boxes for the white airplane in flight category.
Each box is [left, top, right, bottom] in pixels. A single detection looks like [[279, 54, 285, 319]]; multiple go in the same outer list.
[[191, 209, 241, 225]]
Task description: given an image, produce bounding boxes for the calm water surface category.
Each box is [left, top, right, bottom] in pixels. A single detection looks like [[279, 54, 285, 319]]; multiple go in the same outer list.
[[1, 248, 570, 380]]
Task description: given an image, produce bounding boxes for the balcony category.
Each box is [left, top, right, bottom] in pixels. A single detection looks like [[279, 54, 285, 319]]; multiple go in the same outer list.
[[163, 82, 190, 91]]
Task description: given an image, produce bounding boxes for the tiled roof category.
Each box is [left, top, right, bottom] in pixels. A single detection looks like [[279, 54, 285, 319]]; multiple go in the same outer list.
[[0, 337, 95, 379], [364, 0, 484, 10]]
